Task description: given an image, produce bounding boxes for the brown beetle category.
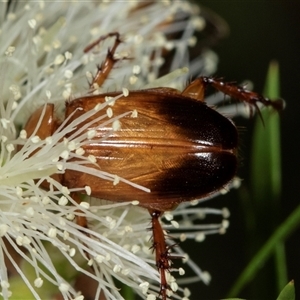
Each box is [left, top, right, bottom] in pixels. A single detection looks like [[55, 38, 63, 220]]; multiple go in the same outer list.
[[22, 33, 284, 299]]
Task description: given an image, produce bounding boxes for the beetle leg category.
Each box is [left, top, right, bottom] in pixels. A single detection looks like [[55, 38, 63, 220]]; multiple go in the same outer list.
[[200, 76, 285, 113], [71, 193, 88, 230], [181, 78, 206, 101], [70, 193, 93, 261], [84, 32, 123, 90], [149, 210, 171, 300]]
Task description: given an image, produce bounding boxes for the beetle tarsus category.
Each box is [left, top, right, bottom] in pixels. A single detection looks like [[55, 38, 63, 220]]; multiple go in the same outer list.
[[84, 32, 121, 54]]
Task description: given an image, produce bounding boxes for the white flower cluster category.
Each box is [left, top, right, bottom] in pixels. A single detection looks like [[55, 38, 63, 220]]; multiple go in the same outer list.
[[0, 1, 232, 299]]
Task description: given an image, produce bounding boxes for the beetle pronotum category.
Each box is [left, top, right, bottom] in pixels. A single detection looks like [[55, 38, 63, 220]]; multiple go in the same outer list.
[[21, 32, 284, 299]]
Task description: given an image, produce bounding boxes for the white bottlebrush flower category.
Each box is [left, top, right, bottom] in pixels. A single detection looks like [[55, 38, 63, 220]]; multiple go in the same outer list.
[[0, 1, 234, 300]]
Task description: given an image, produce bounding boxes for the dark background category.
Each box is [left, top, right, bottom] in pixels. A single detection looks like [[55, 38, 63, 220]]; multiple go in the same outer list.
[[186, 0, 300, 299]]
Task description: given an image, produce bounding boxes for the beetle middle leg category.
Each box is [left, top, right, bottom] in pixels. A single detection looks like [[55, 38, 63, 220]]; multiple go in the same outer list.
[[84, 32, 123, 90]]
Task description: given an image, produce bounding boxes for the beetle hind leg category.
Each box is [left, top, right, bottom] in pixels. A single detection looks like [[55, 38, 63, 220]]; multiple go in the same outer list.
[[84, 32, 124, 90]]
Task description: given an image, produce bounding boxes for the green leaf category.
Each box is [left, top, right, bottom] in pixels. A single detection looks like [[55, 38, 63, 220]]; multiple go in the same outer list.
[[228, 200, 300, 297], [228, 62, 290, 297], [251, 60, 282, 211], [276, 281, 295, 300]]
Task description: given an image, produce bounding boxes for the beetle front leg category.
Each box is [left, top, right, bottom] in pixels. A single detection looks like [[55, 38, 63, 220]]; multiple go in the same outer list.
[[84, 32, 123, 90]]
